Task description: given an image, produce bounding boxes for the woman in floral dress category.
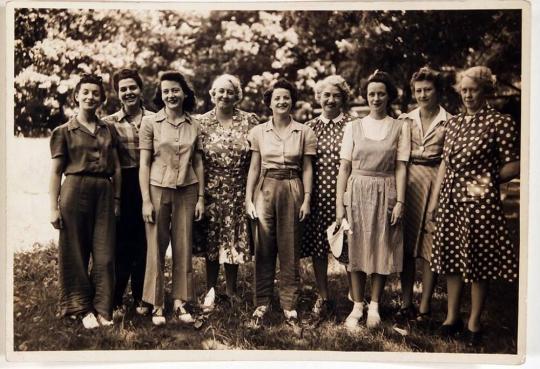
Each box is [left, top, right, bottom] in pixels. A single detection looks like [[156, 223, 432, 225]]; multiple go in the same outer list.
[[301, 75, 356, 324], [428, 66, 520, 346], [194, 74, 259, 311]]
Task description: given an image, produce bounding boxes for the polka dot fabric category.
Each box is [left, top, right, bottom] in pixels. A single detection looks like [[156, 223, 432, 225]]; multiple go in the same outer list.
[[431, 105, 519, 282], [301, 113, 356, 262]]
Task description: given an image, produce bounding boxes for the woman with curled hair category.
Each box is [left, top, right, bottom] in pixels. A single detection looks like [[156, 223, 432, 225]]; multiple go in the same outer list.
[[428, 66, 519, 346], [103, 68, 155, 318], [139, 71, 205, 325], [193, 74, 259, 312], [49, 73, 121, 329], [394, 67, 452, 330], [336, 70, 410, 330], [301, 75, 357, 324], [245, 78, 317, 328]]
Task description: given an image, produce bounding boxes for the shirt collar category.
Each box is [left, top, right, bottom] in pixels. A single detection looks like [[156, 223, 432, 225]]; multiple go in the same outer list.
[[116, 106, 152, 122], [319, 112, 344, 124], [67, 115, 107, 131], [263, 117, 302, 132], [154, 108, 192, 125], [407, 106, 448, 132]]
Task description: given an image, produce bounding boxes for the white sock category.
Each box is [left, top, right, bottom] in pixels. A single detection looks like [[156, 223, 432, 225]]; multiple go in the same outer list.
[[368, 301, 379, 312]]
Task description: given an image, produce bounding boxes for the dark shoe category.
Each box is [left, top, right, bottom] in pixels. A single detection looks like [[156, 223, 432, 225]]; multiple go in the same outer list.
[[465, 329, 483, 348], [438, 320, 464, 338], [394, 305, 417, 323], [415, 311, 433, 330]]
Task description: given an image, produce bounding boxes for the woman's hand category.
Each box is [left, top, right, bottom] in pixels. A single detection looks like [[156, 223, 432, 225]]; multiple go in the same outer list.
[[194, 197, 205, 221], [142, 200, 155, 223], [50, 209, 63, 229], [299, 199, 310, 221], [245, 200, 258, 220], [336, 204, 346, 227], [114, 198, 121, 217], [390, 202, 404, 226]]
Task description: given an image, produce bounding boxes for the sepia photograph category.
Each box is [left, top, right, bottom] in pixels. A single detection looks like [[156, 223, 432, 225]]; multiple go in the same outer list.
[[4, 0, 530, 364]]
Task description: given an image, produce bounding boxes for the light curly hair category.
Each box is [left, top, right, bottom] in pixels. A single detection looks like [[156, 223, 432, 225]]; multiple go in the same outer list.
[[209, 74, 243, 105], [454, 66, 496, 95], [314, 75, 352, 106]]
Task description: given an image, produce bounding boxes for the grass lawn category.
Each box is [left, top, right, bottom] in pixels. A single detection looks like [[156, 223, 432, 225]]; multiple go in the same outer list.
[[13, 243, 519, 353]]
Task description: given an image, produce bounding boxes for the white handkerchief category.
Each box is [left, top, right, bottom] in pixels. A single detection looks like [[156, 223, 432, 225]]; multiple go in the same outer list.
[[326, 219, 352, 258]]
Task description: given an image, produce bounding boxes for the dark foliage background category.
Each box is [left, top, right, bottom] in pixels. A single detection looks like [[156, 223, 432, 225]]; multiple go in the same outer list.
[[14, 8, 521, 137]]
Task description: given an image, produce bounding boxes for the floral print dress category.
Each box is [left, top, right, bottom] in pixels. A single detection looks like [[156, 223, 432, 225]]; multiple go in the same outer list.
[[193, 108, 259, 264]]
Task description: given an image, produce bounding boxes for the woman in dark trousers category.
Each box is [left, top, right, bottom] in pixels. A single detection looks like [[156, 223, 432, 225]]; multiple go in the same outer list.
[[245, 79, 316, 328], [103, 69, 155, 317], [428, 66, 520, 347], [49, 73, 121, 329]]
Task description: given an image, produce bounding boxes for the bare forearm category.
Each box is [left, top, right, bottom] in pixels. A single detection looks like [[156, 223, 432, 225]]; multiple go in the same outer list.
[[245, 153, 261, 203], [194, 152, 205, 196], [500, 161, 520, 183], [49, 159, 64, 211], [302, 156, 313, 201], [139, 151, 152, 203], [336, 160, 351, 206], [427, 161, 446, 213], [395, 161, 407, 203]]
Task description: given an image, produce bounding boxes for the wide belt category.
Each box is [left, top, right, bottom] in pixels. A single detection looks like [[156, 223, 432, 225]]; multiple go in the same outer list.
[[351, 169, 393, 177]]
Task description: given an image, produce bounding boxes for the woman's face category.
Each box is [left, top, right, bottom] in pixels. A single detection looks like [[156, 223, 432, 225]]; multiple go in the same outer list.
[[161, 80, 185, 111], [413, 80, 438, 110], [212, 79, 236, 110], [76, 83, 102, 111], [366, 82, 388, 115], [270, 88, 292, 115], [460, 76, 485, 113], [118, 78, 142, 110], [319, 85, 343, 117]]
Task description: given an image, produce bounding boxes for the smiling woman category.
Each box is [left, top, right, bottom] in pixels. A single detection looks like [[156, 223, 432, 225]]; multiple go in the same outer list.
[[138, 71, 205, 326], [48, 73, 121, 329]]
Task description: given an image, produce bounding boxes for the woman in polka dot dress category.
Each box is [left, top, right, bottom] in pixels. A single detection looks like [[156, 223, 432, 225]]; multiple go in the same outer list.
[[427, 66, 520, 346], [301, 75, 356, 323]]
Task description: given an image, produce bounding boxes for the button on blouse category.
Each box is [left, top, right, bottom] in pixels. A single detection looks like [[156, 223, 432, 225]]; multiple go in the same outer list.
[[102, 107, 155, 169], [50, 116, 117, 176], [139, 109, 203, 189], [247, 119, 317, 170]]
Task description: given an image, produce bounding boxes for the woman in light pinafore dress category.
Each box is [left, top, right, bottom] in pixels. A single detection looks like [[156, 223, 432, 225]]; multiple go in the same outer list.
[[336, 71, 410, 330]]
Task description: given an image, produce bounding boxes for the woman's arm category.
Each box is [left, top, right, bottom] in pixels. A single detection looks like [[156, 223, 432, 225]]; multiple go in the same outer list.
[[500, 160, 520, 183], [299, 155, 313, 221], [423, 160, 446, 233], [139, 150, 154, 223], [112, 150, 122, 217], [193, 151, 205, 221], [335, 159, 352, 227], [245, 151, 261, 219], [391, 161, 407, 226], [49, 158, 65, 229]]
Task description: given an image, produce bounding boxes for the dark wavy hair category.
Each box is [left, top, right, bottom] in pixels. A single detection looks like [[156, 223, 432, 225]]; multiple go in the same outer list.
[[112, 68, 143, 93], [409, 66, 443, 97], [360, 70, 398, 103], [263, 78, 298, 109], [153, 71, 196, 112], [73, 73, 106, 105]]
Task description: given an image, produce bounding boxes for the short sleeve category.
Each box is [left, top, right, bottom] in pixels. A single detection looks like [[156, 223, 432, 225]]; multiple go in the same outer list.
[[303, 126, 317, 155], [339, 122, 354, 161], [397, 120, 411, 162], [50, 126, 66, 159], [104, 121, 118, 148], [139, 117, 154, 150], [247, 126, 260, 152], [496, 114, 520, 164]]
